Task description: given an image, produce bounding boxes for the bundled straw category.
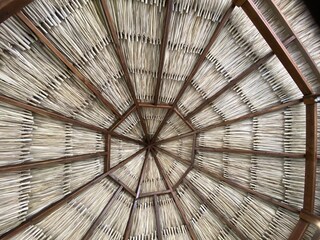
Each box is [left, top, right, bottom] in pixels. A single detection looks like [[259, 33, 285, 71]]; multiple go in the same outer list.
[[114, 111, 144, 140], [142, 107, 167, 138], [158, 113, 190, 140], [159, 137, 193, 160]]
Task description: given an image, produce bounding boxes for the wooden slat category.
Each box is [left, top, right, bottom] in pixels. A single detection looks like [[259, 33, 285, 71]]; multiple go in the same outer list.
[[156, 147, 300, 213], [110, 132, 145, 145], [138, 189, 172, 198], [0, 147, 147, 240], [151, 5, 235, 142], [173, 166, 193, 190], [109, 175, 136, 197], [17, 12, 121, 118], [185, 35, 295, 119], [264, 0, 320, 81], [109, 105, 136, 132], [196, 146, 305, 159], [233, 0, 313, 95], [300, 211, 320, 228], [154, 98, 303, 145], [135, 149, 150, 198], [123, 200, 137, 240], [151, 149, 197, 240], [153, 195, 163, 240], [0, 152, 107, 173], [0, 95, 105, 133], [184, 179, 247, 240], [104, 134, 111, 172], [82, 186, 123, 240], [0, 0, 33, 23], [139, 103, 172, 109], [303, 103, 318, 213], [154, 0, 173, 104], [100, 0, 149, 138], [174, 108, 195, 131], [288, 219, 309, 240], [191, 134, 197, 164]]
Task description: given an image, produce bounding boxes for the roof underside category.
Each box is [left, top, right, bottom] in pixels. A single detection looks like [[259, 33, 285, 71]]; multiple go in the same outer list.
[[0, 0, 319, 239]]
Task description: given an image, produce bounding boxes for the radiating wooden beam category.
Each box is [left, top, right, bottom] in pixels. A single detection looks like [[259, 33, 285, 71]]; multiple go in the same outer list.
[[111, 133, 145, 145], [17, 12, 121, 118], [288, 219, 309, 240], [154, 0, 173, 104], [104, 134, 111, 172], [173, 166, 193, 190], [184, 179, 247, 240], [0, 0, 33, 23], [264, 0, 320, 81], [100, 0, 149, 138], [153, 195, 163, 240], [109, 105, 136, 132], [82, 186, 123, 240], [300, 211, 320, 228], [174, 108, 195, 131], [151, 149, 197, 240], [185, 35, 295, 119], [151, 5, 235, 142], [196, 146, 305, 159], [233, 0, 313, 95], [303, 102, 318, 213], [0, 152, 107, 173], [123, 148, 150, 239], [138, 189, 172, 199], [138, 102, 172, 109], [155, 147, 300, 213], [154, 98, 303, 145], [109, 175, 136, 197], [0, 147, 147, 240], [191, 134, 197, 164], [154, 146, 190, 166]]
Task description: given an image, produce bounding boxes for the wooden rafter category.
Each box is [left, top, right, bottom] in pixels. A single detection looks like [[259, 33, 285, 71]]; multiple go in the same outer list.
[[100, 0, 149, 139], [138, 189, 172, 199], [108, 105, 136, 132], [109, 175, 136, 197], [154, 98, 303, 145], [151, 149, 197, 240], [174, 108, 195, 131], [300, 211, 320, 228], [81, 186, 123, 240], [151, 4, 236, 142], [139, 103, 172, 109], [17, 12, 121, 118], [288, 219, 309, 240], [233, 0, 313, 95], [173, 166, 193, 190], [196, 146, 305, 159], [104, 134, 111, 172], [153, 195, 163, 240], [0, 152, 107, 173], [0, 0, 33, 23], [123, 149, 150, 239], [0, 147, 147, 240], [184, 179, 247, 240], [154, 0, 173, 105], [155, 147, 301, 213], [185, 34, 296, 120]]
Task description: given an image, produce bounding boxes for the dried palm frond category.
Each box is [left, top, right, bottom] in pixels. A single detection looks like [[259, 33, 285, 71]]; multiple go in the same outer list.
[[158, 113, 190, 140], [114, 110, 144, 141], [141, 154, 167, 193], [110, 138, 143, 168], [142, 107, 167, 138], [159, 137, 193, 160]]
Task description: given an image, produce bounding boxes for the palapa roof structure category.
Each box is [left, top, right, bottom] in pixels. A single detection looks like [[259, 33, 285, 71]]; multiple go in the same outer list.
[[0, 0, 319, 239]]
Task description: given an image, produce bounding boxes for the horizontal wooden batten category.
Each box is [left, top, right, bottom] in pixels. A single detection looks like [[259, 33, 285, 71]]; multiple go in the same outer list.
[[196, 147, 305, 159], [300, 211, 320, 228], [109, 175, 136, 197], [17, 12, 121, 118], [139, 103, 172, 109], [138, 189, 172, 198], [0, 147, 147, 240], [0, 152, 107, 173]]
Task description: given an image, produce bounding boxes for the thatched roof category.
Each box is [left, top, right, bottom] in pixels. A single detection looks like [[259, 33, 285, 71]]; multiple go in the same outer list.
[[0, 0, 319, 239]]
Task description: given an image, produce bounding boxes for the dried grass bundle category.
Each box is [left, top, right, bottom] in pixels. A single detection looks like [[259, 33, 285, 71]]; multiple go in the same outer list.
[[114, 111, 144, 140], [15, 178, 118, 240], [158, 113, 190, 140], [111, 152, 145, 190], [129, 197, 157, 239], [159, 137, 193, 160], [91, 192, 133, 240], [142, 107, 167, 138], [158, 194, 191, 240], [140, 155, 166, 193], [110, 138, 143, 168], [156, 151, 188, 185]]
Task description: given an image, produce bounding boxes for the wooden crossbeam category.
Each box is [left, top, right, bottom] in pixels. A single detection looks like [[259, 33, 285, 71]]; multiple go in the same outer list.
[[155, 147, 301, 214], [138, 189, 172, 199], [0, 0, 33, 23], [300, 211, 320, 228], [81, 186, 123, 240], [184, 179, 247, 240], [104, 134, 111, 172], [154, 98, 302, 145], [17, 12, 121, 118], [288, 219, 309, 240], [174, 108, 195, 131], [153, 195, 163, 240], [108, 105, 136, 132], [233, 0, 313, 95], [196, 146, 305, 159], [0, 147, 147, 240], [138, 103, 172, 109], [154, 0, 173, 104], [100, 0, 149, 138], [109, 175, 136, 197], [151, 5, 235, 142], [0, 152, 107, 173]]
